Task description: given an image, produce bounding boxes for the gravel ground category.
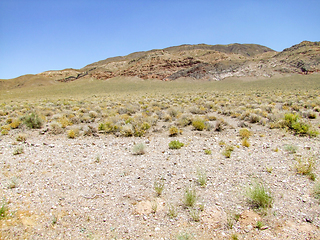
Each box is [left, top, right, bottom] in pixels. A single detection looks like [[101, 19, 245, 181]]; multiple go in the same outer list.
[[1, 118, 320, 239]]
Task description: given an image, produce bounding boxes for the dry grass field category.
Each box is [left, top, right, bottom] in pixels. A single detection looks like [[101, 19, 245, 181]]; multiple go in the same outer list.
[[1, 74, 320, 239]]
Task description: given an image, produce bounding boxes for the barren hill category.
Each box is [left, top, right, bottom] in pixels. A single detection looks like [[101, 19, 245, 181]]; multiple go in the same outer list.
[[1, 41, 319, 89]]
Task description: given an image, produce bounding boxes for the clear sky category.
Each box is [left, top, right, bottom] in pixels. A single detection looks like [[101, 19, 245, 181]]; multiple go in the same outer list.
[[1, 0, 319, 79]]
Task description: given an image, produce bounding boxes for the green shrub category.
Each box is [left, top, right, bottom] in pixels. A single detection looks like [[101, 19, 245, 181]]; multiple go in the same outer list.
[[23, 113, 43, 129], [184, 187, 197, 207], [192, 118, 205, 131], [169, 140, 184, 149], [246, 181, 273, 209]]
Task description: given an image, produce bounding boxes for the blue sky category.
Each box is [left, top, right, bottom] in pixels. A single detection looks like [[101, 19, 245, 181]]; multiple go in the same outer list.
[[1, 0, 319, 79]]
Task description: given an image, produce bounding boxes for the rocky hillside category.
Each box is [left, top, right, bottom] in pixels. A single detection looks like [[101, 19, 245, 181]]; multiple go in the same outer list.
[[1, 41, 319, 89]]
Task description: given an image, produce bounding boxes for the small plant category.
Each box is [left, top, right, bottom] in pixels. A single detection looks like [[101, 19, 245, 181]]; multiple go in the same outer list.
[[16, 133, 27, 142], [284, 144, 298, 154], [95, 155, 101, 163], [169, 126, 179, 136], [239, 128, 252, 139], [197, 168, 207, 187], [13, 146, 24, 155], [266, 166, 273, 173], [0, 200, 8, 220], [151, 201, 158, 214], [204, 149, 211, 155], [154, 180, 165, 196], [168, 204, 178, 218], [132, 143, 146, 155], [10, 118, 21, 129], [242, 138, 250, 148], [256, 221, 264, 230], [222, 145, 234, 158], [67, 129, 78, 139], [313, 181, 320, 202], [184, 187, 197, 207], [169, 140, 184, 149], [23, 112, 43, 129], [177, 232, 194, 240], [246, 181, 273, 209], [230, 234, 239, 240], [294, 157, 315, 180], [189, 209, 200, 222], [7, 177, 18, 189]]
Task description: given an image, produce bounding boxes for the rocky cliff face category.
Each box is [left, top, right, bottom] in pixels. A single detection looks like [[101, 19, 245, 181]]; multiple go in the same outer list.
[[24, 41, 320, 83]]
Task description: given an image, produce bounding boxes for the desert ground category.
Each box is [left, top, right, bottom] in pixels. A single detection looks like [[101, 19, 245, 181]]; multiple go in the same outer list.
[[1, 75, 320, 239]]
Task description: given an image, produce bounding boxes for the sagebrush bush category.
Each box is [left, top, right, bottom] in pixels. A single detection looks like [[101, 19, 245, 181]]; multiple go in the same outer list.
[[23, 113, 43, 129], [132, 143, 146, 155]]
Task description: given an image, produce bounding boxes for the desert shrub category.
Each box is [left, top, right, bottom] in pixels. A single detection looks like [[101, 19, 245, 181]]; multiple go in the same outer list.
[[167, 107, 179, 118], [239, 128, 252, 139], [192, 118, 205, 131], [67, 129, 79, 138], [295, 157, 315, 180], [169, 140, 184, 149], [10, 118, 21, 129], [281, 113, 318, 137], [49, 122, 64, 135], [58, 116, 72, 128], [246, 181, 273, 209], [16, 134, 27, 142], [1, 129, 9, 135], [132, 143, 146, 155], [249, 114, 261, 123], [215, 119, 226, 132], [88, 111, 98, 118], [23, 112, 43, 129], [177, 114, 192, 127], [206, 114, 217, 121], [120, 124, 134, 137], [169, 126, 179, 136], [83, 125, 97, 136], [222, 145, 234, 158]]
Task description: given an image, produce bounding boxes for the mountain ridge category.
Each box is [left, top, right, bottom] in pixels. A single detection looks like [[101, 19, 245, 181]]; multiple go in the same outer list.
[[1, 41, 319, 90]]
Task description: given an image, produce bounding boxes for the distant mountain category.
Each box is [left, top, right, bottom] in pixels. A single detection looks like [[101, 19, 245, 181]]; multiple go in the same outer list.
[[1, 41, 319, 89]]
